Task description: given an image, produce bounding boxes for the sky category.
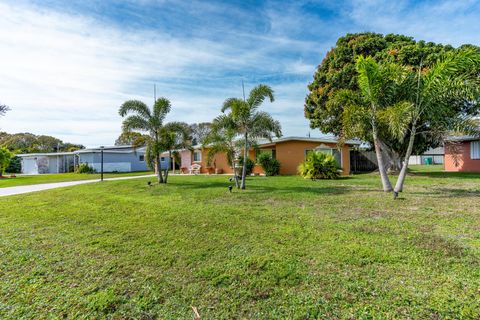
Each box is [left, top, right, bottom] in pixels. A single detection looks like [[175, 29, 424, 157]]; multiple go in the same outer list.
[[0, 0, 479, 147]]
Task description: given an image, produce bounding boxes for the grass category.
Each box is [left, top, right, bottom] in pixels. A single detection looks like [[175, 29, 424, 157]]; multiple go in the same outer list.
[[0, 171, 154, 188], [0, 167, 479, 319]]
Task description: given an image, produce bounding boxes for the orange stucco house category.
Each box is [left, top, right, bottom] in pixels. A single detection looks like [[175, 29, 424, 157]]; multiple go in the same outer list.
[[444, 136, 480, 172], [173, 137, 360, 176]]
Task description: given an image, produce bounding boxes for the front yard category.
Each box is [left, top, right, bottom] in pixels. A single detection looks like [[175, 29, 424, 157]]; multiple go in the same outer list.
[[0, 168, 479, 318]]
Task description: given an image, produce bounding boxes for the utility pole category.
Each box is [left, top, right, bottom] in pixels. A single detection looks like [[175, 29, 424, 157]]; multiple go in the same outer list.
[[154, 84, 157, 104], [100, 146, 104, 181], [241, 79, 246, 102]]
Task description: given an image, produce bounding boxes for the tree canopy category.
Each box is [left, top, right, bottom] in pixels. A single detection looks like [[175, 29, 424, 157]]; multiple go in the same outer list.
[[0, 132, 84, 153], [304, 32, 480, 167]]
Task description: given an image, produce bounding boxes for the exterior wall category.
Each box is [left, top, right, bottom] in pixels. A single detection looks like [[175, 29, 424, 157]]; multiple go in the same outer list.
[[78, 151, 149, 172], [445, 141, 480, 172], [274, 140, 350, 175]]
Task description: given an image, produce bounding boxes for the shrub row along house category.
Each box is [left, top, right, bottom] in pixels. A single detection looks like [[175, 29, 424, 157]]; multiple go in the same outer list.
[[16, 145, 169, 174], [170, 136, 360, 176]]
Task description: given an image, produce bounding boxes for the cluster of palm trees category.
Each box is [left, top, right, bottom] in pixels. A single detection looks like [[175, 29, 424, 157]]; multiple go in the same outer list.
[[118, 84, 282, 188]]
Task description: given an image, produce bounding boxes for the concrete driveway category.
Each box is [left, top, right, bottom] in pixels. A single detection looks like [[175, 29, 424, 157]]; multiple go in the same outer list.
[[0, 174, 155, 197]]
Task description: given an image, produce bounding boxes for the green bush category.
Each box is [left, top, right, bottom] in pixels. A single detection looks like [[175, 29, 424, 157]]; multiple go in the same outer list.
[[75, 163, 96, 174], [0, 147, 13, 176], [238, 156, 255, 176], [257, 153, 280, 176], [5, 156, 21, 173], [298, 152, 340, 180]]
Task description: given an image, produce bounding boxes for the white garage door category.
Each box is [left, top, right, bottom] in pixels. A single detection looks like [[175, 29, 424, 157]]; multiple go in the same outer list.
[[22, 158, 38, 174]]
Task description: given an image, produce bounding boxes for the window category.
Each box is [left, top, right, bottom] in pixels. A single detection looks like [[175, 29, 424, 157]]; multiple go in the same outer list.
[[139, 155, 145, 162], [471, 141, 480, 160], [193, 150, 202, 162]]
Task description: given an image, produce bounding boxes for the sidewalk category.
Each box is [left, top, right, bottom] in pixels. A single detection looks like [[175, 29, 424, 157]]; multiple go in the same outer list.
[[0, 174, 155, 197]]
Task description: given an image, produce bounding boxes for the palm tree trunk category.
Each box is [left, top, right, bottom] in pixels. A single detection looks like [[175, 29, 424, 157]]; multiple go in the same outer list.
[[232, 158, 240, 188], [240, 133, 248, 190], [156, 154, 164, 183], [164, 151, 172, 184], [393, 121, 417, 197], [372, 124, 393, 192]]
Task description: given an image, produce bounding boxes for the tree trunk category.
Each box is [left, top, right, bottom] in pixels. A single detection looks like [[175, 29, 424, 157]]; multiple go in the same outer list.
[[393, 121, 417, 197], [372, 126, 393, 192], [156, 153, 164, 183], [164, 151, 172, 184], [232, 160, 240, 188], [240, 133, 248, 190]]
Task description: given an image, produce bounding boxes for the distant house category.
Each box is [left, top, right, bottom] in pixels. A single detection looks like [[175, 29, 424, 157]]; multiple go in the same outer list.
[[444, 136, 480, 172], [17, 145, 167, 174], [408, 147, 444, 165], [175, 136, 360, 176]]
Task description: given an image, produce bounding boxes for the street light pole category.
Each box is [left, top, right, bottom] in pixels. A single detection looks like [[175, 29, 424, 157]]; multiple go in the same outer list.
[[100, 146, 104, 181]]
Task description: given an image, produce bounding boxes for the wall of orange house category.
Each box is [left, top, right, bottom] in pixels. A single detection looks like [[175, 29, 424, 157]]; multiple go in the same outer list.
[[191, 141, 352, 175], [273, 140, 351, 175], [445, 141, 480, 172]]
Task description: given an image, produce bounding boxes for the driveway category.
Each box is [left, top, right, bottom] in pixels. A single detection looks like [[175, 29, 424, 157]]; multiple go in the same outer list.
[[0, 174, 155, 197]]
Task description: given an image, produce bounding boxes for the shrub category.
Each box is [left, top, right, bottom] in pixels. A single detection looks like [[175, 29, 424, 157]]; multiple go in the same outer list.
[[76, 163, 96, 174], [0, 147, 13, 176], [5, 156, 21, 173], [257, 153, 280, 176], [238, 156, 255, 176], [298, 151, 340, 180]]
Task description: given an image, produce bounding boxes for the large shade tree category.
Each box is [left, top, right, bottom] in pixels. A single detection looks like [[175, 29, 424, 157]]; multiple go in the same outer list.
[[221, 84, 282, 189], [119, 98, 188, 184], [305, 32, 479, 171]]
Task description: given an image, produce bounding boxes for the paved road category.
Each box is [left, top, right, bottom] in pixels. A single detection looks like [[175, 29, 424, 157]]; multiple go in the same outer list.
[[0, 174, 155, 197]]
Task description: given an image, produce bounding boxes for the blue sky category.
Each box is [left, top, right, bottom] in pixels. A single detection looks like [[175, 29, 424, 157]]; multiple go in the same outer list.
[[0, 0, 479, 146]]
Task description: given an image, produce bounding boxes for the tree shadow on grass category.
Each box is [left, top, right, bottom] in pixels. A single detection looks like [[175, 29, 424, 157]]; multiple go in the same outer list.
[[169, 178, 356, 196], [410, 171, 480, 179], [411, 187, 480, 199]]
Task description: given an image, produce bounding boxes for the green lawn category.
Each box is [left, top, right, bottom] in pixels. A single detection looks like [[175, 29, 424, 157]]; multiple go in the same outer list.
[[0, 168, 479, 319], [0, 171, 154, 188]]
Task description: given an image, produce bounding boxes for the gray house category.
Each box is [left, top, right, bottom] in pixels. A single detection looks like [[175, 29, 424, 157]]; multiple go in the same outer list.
[[17, 145, 168, 174]]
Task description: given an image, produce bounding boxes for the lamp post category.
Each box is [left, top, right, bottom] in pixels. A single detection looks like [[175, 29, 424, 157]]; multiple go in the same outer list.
[[100, 146, 104, 181]]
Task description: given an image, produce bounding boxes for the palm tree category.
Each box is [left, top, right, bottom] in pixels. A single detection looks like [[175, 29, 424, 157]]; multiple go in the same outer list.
[[158, 121, 191, 183], [119, 98, 173, 184], [221, 84, 282, 189], [203, 114, 241, 188], [392, 49, 480, 197], [339, 56, 408, 191]]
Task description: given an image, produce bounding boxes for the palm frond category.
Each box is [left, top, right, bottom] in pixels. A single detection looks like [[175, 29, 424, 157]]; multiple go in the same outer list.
[[247, 84, 275, 109], [122, 115, 151, 132], [153, 97, 171, 125], [119, 100, 151, 119], [249, 111, 282, 140]]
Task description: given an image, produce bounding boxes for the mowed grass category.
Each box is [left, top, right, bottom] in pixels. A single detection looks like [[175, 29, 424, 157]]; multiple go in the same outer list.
[[0, 168, 479, 319], [0, 171, 154, 188]]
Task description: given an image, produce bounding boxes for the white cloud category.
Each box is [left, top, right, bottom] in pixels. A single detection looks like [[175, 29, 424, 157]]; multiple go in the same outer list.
[[0, 1, 320, 146]]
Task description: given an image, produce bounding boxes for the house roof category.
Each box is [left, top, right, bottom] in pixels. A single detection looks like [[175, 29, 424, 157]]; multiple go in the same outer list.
[[259, 136, 361, 146], [445, 135, 480, 142], [17, 151, 75, 157], [17, 145, 146, 157]]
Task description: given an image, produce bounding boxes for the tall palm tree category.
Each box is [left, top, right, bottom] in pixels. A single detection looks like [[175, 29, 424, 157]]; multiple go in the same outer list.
[[221, 84, 282, 189], [119, 98, 173, 184], [203, 114, 241, 188]]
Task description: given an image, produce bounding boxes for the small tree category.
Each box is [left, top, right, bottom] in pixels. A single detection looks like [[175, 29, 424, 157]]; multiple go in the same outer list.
[[298, 152, 339, 180], [203, 115, 241, 188], [0, 147, 13, 177], [221, 84, 282, 189]]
